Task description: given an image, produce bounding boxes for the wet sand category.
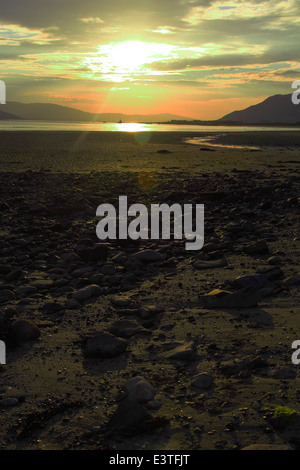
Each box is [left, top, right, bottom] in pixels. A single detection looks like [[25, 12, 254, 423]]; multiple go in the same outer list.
[[0, 131, 299, 450]]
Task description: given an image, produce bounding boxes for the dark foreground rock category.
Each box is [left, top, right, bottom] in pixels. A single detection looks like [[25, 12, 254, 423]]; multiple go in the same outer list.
[[83, 332, 128, 358]]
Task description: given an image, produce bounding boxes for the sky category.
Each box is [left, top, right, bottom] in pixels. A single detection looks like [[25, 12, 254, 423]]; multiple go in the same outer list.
[[0, 0, 300, 119]]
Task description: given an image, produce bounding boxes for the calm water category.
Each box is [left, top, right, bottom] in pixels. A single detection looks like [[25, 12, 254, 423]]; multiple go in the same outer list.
[[0, 120, 299, 133]]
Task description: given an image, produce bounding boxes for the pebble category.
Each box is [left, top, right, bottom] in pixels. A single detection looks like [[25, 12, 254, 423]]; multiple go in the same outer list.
[[72, 284, 102, 301], [242, 444, 292, 450], [191, 373, 214, 390], [163, 341, 197, 361], [193, 259, 227, 270], [0, 398, 19, 407], [267, 255, 282, 265], [244, 240, 269, 255], [77, 243, 109, 262], [43, 302, 64, 314], [5, 269, 24, 282], [111, 296, 132, 307], [109, 320, 150, 338], [132, 250, 164, 263]]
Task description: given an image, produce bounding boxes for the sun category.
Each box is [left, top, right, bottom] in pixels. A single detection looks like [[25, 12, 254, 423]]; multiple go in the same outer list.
[[85, 40, 173, 81], [106, 41, 153, 71]]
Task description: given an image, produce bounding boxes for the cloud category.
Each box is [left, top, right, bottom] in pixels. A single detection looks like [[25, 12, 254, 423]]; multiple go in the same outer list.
[[182, 0, 299, 24], [150, 48, 300, 71], [1, 0, 299, 115], [79, 17, 104, 23], [0, 23, 62, 45]]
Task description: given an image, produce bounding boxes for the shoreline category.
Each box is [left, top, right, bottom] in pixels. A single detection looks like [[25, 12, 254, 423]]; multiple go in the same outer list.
[[0, 130, 300, 175]]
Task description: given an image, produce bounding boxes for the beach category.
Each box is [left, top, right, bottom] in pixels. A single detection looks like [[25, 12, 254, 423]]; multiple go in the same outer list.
[[0, 130, 299, 450]]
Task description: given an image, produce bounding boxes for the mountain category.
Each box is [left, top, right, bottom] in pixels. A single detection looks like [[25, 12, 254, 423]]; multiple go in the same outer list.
[[220, 94, 300, 124], [2, 102, 192, 123], [4, 102, 95, 121], [0, 108, 21, 120]]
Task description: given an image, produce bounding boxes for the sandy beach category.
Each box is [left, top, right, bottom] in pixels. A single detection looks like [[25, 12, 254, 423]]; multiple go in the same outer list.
[[0, 130, 299, 450]]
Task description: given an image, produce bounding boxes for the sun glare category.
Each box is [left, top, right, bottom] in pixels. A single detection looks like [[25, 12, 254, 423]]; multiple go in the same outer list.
[[85, 40, 173, 81], [107, 41, 151, 70]]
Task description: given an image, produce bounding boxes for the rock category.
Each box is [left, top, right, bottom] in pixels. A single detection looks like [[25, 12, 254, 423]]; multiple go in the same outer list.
[[88, 273, 105, 285], [0, 289, 15, 302], [72, 284, 102, 302], [232, 273, 271, 290], [106, 398, 149, 434], [59, 252, 79, 263], [220, 356, 268, 377], [0, 398, 19, 407], [201, 191, 224, 200], [112, 252, 128, 264], [64, 299, 80, 309], [242, 444, 292, 450], [267, 256, 282, 265], [256, 267, 284, 281], [99, 263, 116, 276], [15, 286, 38, 297], [31, 279, 54, 290], [270, 367, 296, 379], [256, 287, 275, 299], [71, 266, 94, 278], [0, 265, 13, 275], [77, 243, 109, 262], [191, 373, 214, 390], [199, 147, 216, 152], [9, 319, 41, 342], [145, 400, 162, 410], [199, 286, 259, 308], [252, 401, 261, 411], [5, 268, 24, 282], [42, 302, 64, 314], [132, 250, 164, 263], [244, 240, 269, 255], [164, 341, 196, 361], [193, 259, 227, 270], [109, 320, 150, 338], [111, 296, 132, 308], [124, 377, 156, 403], [138, 305, 164, 319], [84, 332, 128, 358], [283, 276, 300, 286]]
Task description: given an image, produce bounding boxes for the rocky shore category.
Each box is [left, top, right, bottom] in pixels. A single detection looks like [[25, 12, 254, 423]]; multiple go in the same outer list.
[[0, 131, 299, 450]]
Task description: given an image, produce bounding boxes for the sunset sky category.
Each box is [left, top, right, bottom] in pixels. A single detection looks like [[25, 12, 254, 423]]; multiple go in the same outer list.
[[1, 0, 300, 119]]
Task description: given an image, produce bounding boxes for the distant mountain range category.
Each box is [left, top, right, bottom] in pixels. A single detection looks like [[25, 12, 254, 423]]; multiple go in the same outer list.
[[0, 94, 299, 124], [0, 109, 20, 120], [221, 93, 300, 124], [0, 101, 192, 123]]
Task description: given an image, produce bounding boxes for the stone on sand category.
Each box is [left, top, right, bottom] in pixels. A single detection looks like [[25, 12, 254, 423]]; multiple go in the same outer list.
[[124, 377, 156, 403], [9, 319, 41, 342], [72, 284, 102, 302], [84, 332, 128, 358]]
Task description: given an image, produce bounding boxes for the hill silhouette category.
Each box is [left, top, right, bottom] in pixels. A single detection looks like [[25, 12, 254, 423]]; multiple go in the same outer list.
[[0, 108, 21, 120], [221, 94, 300, 124], [2, 102, 192, 123]]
